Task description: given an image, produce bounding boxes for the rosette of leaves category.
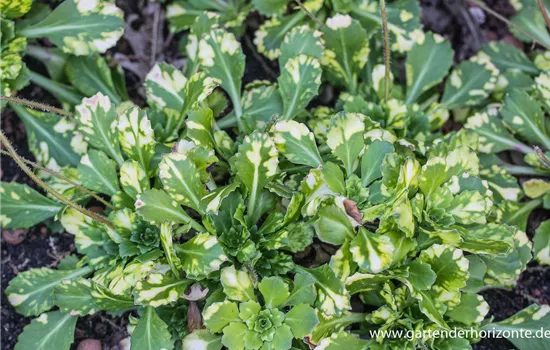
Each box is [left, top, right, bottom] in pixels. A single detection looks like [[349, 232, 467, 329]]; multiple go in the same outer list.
[[181, 19, 322, 131], [193, 266, 319, 350]]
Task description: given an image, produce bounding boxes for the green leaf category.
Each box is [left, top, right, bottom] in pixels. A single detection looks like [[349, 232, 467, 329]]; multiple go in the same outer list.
[[404, 260, 436, 291], [483, 304, 550, 350], [131, 306, 174, 350], [463, 255, 487, 293], [326, 112, 365, 176], [221, 322, 249, 349], [322, 162, 346, 194], [54, 278, 98, 316], [272, 120, 322, 167], [501, 90, 550, 150], [259, 277, 289, 308], [314, 204, 356, 245], [66, 54, 120, 103], [78, 149, 120, 196], [18, 0, 124, 55], [231, 131, 278, 226], [199, 29, 245, 121], [159, 152, 206, 214], [203, 301, 240, 333], [6, 266, 92, 316], [511, 3, 550, 49], [75, 92, 124, 165], [310, 312, 366, 344], [187, 108, 216, 150], [14, 311, 77, 350], [446, 293, 489, 326], [134, 272, 193, 307], [285, 304, 318, 338], [136, 189, 200, 227], [252, 0, 290, 16], [90, 282, 135, 311], [361, 140, 395, 187], [414, 290, 449, 329], [278, 54, 322, 120], [10, 103, 80, 167], [0, 182, 63, 229], [322, 15, 369, 94], [220, 266, 256, 302], [440, 60, 496, 109], [405, 33, 453, 104], [350, 228, 394, 274], [459, 224, 515, 256], [279, 25, 324, 67], [314, 332, 369, 350], [299, 265, 351, 315], [283, 272, 317, 306], [182, 330, 223, 350], [480, 41, 539, 75], [533, 220, 550, 264], [175, 233, 227, 278], [118, 107, 156, 173]]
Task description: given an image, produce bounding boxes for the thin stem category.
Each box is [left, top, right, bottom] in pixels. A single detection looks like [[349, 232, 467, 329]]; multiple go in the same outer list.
[[0, 96, 73, 118], [535, 146, 550, 169], [0, 150, 115, 210], [469, 0, 550, 50], [538, 0, 550, 30], [380, 0, 391, 102], [294, 0, 325, 28], [0, 131, 114, 228]]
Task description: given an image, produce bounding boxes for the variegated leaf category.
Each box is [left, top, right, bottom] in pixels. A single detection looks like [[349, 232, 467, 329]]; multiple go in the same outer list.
[[322, 15, 369, 94], [145, 63, 187, 113], [119, 160, 149, 199], [14, 311, 77, 350], [405, 32, 453, 104], [202, 182, 241, 214], [175, 233, 227, 279], [314, 204, 355, 245], [75, 92, 124, 165], [10, 103, 80, 168], [278, 54, 322, 120], [220, 266, 256, 302], [326, 112, 365, 176], [54, 278, 98, 316], [18, 0, 125, 55], [446, 293, 489, 326], [279, 25, 324, 67], [272, 120, 322, 167], [199, 29, 245, 122], [135, 189, 204, 232], [350, 228, 394, 274], [1, 0, 32, 19], [533, 220, 550, 265], [6, 266, 92, 316], [78, 149, 120, 196], [60, 207, 111, 261], [117, 107, 155, 172], [181, 330, 222, 350], [134, 272, 193, 307], [0, 182, 63, 229], [159, 152, 206, 214], [231, 131, 278, 226], [480, 41, 539, 75], [440, 60, 497, 109], [298, 265, 351, 316]]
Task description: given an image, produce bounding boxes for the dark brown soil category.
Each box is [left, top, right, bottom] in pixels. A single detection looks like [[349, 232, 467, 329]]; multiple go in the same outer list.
[[2, 1, 549, 350]]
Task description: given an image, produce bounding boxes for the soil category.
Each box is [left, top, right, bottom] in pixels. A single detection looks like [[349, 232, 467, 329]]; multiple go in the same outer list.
[[1, 0, 550, 349]]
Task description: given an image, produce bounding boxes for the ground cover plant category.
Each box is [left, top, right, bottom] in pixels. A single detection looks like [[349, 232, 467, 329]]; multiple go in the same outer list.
[[1, 0, 550, 349]]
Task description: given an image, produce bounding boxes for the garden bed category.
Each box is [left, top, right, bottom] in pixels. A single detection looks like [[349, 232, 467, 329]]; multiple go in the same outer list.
[[2, 0, 550, 349]]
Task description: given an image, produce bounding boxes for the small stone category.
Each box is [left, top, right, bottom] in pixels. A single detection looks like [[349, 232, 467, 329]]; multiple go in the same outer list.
[[77, 339, 102, 350], [2, 229, 27, 245]]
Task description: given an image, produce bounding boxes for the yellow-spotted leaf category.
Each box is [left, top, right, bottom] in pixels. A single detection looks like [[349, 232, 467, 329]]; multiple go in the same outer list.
[[6, 266, 93, 316], [134, 272, 193, 307], [1, 0, 32, 19], [298, 265, 351, 316], [14, 311, 77, 350], [220, 266, 256, 302], [119, 160, 149, 199], [405, 33, 453, 104], [18, 0, 125, 55], [54, 278, 99, 316], [0, 182, 63, 229], [279, 25, 324, 67]]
